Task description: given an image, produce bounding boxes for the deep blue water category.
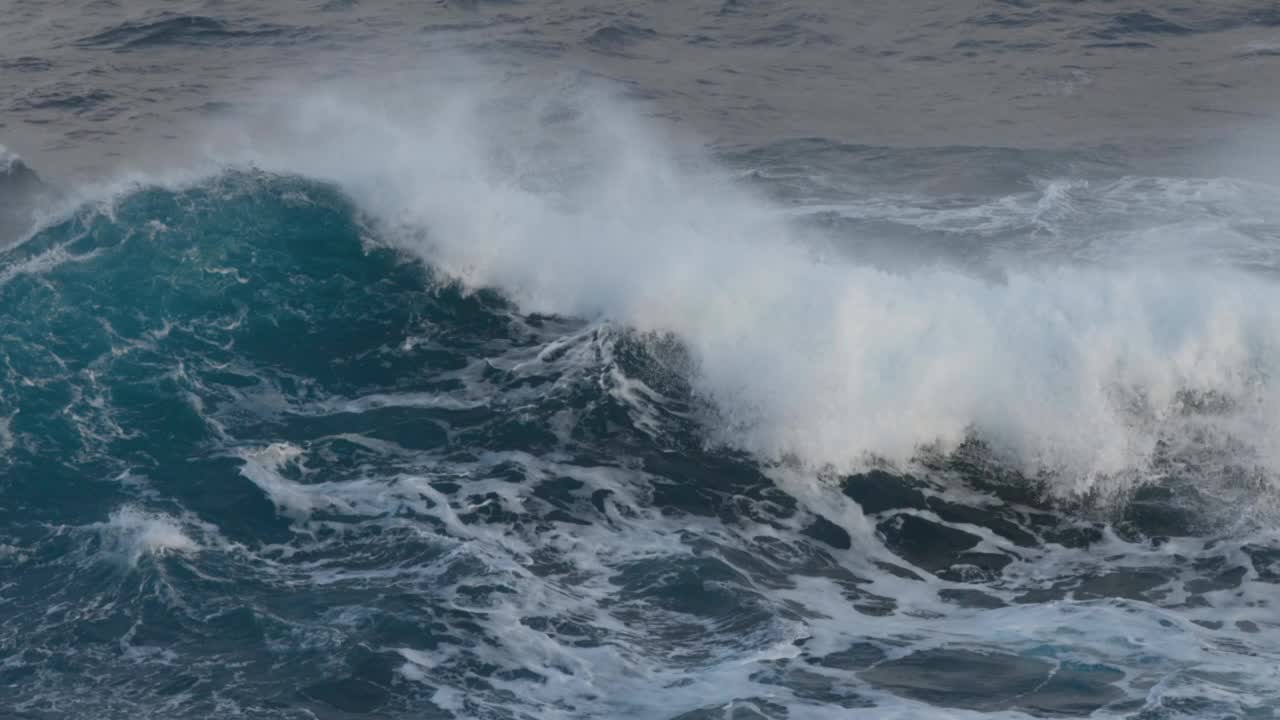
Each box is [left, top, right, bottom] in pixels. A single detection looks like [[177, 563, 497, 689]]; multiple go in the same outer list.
[[3, 2, 1280, 719]]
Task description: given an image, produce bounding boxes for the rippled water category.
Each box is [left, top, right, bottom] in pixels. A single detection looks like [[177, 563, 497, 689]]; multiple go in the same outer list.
[[2, 2, 1280, 719]]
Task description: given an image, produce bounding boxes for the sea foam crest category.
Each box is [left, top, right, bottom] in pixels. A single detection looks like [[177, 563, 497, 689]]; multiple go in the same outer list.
[[102, 506, 198, 566], [148, 74, 1280, 492], [0, 145, 22, 174]]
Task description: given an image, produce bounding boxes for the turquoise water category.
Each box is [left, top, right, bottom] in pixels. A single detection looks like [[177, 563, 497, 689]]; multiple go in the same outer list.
[[4, 1, 1280, 716]]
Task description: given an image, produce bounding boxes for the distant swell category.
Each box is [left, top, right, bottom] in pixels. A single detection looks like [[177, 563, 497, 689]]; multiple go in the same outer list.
[[77, 14, 303, 50]]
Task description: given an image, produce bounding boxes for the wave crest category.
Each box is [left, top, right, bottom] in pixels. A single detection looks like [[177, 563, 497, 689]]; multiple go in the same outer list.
[[14, 75, 1280, 500]]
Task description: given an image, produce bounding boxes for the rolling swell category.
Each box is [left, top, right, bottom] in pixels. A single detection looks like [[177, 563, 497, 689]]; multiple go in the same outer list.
[[5, 0, 1280, 715], [0, 171, 541, 525], [223, 90, 1280, 498], [0, 168, 1277, 718], [0, 171, 640, 717], [0, 171, 857, 717]]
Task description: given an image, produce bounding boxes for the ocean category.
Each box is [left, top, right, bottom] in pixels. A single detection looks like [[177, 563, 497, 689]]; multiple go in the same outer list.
[[1, 1, 1279, 718]]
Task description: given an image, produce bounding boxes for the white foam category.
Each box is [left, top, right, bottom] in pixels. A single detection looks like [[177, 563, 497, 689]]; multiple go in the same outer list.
[[0, 145, 18, 174], [102, 506, 198, 566], [0, 412, 15, 454], [10, 65, 1278, 720], [312, 445, 1276, 718], [193, 75, 1280, 496], [235, 442, 312, 518], [0, 68, 1205, 504]]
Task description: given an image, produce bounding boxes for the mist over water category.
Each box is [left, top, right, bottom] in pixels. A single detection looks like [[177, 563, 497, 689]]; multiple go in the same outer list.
[[3, 3, 1280, 719]]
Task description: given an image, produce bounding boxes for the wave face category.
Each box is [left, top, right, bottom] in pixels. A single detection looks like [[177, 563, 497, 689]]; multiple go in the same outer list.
[[8, 0, 1280, 713], [0, 128, 1278, 716], [214, 87, 1280, 494]]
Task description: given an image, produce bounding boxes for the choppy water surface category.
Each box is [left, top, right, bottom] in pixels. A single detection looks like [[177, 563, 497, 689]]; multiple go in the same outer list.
[[2, 2, 1280, 718]]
